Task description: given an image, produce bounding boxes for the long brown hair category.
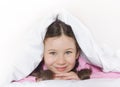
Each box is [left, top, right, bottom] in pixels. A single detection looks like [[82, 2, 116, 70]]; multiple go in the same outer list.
[[30, 17, 92, 81]]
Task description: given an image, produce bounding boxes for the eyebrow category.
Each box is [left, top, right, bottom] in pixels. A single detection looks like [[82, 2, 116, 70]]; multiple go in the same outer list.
[[48, 49, 56, 51], [65, 48, 75, 50], [48, 48, 74, 50], [47, 48, 75, 51]]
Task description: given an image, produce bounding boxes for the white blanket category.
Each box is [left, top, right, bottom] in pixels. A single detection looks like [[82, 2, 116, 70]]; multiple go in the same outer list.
[[26, 9, 120, 72], [1, 9, 120, 87]]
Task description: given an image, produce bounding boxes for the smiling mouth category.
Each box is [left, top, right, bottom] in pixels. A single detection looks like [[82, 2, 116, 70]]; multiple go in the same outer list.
[[55, 67, 67, 72]]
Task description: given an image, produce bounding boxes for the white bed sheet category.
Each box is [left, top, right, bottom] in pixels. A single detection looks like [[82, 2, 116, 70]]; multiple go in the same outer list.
[[4, 79, 120, 87]]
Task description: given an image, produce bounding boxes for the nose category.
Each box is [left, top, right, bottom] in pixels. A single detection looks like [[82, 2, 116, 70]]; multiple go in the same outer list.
[[56, 54, 66, 65]]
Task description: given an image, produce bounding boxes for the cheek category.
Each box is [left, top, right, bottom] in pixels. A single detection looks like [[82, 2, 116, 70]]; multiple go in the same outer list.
[[44, 57, 55, 66], [67, 56, 77, 65], [69, 59, 76, 69]]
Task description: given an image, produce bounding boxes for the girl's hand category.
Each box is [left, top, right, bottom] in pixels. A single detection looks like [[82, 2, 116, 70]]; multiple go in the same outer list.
[[54, 71, 80, 80]]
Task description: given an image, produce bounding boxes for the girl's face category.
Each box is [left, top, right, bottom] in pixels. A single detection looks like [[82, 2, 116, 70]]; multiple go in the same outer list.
[[44, 35, 79, 74]]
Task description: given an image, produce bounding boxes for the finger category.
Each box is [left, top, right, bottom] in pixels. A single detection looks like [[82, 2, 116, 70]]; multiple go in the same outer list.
[[55, 72, 80, 80], [62, 75, 80, 80]]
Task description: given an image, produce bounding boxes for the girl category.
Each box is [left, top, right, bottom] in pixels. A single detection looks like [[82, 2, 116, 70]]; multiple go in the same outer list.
[[16, 18, 91, 82], [30, 18, 92, 81], [16, 17, 120, 82]]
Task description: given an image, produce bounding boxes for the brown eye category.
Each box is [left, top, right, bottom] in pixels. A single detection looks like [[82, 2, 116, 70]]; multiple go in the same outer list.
[[49, 52, 56, 55]]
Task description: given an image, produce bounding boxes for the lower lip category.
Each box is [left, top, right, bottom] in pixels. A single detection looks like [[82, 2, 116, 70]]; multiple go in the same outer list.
[[56, 67, 66, 72]]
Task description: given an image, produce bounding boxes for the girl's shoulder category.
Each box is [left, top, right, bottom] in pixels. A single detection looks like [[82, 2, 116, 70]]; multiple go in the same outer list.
[[14, 76, 36, 82], [77, 56, 91, 70]]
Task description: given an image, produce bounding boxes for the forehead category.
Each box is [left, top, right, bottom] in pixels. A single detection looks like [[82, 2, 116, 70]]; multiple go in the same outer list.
[[44, 35, 76, 49]]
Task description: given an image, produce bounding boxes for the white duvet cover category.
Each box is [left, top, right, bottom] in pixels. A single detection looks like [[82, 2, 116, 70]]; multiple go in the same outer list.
[[4, 79, 120, 87]]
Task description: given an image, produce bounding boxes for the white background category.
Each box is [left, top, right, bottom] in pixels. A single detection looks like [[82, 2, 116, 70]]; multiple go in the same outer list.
[[0, 0, 120, 62]]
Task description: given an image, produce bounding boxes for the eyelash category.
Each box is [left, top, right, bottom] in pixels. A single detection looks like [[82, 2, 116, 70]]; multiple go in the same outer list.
[[49, 52, 56, 55], [49, 51, 72, 55], [66, 51, 72, 54]]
